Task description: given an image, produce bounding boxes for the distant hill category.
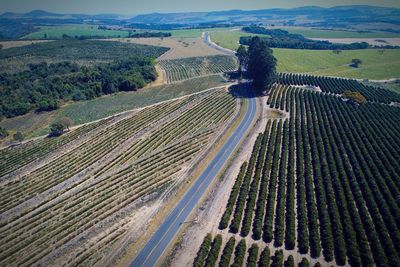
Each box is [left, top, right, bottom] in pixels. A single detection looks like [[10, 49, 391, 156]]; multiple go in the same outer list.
[[0, 5, 399, 37], [129, 5, 400, 28]]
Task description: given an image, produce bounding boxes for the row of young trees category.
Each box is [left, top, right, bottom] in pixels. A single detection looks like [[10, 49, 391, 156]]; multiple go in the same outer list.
[[216, 83, 400, 265], [277, 73, 400, 104], [194, 234, 319, 267]]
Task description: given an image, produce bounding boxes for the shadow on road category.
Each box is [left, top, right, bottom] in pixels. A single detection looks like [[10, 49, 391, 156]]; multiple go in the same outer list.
[[228, 82, 263, 99]]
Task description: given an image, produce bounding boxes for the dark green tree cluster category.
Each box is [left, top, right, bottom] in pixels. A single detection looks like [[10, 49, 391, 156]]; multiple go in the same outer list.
[[277, 73, 400, 104], [0, 58, 157, 118], [246, 37, 277, 94], [241, 26, 377, 50], [128, 31, 172, 38]]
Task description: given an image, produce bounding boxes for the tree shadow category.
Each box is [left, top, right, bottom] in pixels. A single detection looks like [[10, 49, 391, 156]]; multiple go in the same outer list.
[[228, 82, 264, 99]]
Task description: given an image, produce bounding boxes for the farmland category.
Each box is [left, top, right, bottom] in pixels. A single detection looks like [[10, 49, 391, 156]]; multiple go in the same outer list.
[[22, 24, 132, 39], [174, 76, 400, 266], [209, 30, 400, 79], [0, 39, 168, 73], [0, 75, 226, 141], [0, 87, 239, 266], [159, 55, 238, 83], [110, 37, 222, 59], [281, 27, 400, 39]]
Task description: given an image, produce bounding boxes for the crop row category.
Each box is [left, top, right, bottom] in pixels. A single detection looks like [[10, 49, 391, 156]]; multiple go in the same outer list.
[[277, 73, 400, 104], [0, 90, 237, 266], [193, 233, 320, 267], [159, 55, 238, 83], [0, 117, 113, 177], [0, 95, 197, 213], [217, 86, 400, 265]]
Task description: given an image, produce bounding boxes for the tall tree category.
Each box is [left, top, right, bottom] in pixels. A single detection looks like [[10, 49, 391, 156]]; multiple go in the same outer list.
[[236, 45, 248, 74], [247, 37, 277, 94]]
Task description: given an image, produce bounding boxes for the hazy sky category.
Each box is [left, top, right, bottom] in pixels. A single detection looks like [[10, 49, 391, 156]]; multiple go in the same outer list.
[[0, 0, 399, 15]]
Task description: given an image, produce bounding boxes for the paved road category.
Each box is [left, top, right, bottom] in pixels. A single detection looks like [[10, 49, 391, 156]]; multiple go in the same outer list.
[[202, 32, 236, 56], [130, 93, 257, 267]]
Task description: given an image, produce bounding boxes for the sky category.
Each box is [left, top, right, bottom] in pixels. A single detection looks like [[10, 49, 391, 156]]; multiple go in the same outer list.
[[0, 0, 399, 15]]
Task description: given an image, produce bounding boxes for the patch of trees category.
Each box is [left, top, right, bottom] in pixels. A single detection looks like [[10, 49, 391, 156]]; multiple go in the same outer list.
[[49, 117, 73, 136], [238, 37, 277, 94], [241, 26, 376, 50], [128, 31, 172, 38], [0, 57, 158, 118], [350, 58, 362, 68], [0, 40, 168, 73]]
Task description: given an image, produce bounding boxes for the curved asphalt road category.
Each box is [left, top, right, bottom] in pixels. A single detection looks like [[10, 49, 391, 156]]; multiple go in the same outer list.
[[130, 93, 257, 267]]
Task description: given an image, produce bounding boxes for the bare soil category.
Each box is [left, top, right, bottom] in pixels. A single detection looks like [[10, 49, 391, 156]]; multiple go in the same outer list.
[[104, 37, 223, 59]]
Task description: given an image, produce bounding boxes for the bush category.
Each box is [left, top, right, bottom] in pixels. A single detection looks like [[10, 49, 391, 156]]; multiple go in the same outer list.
[[219, 237, 235, 267], [193, 234, 212, 267], [258, 246, 270, 267], [271, 249, 283, 267], [50, 122, 66, 136], [299, 258, 310, 267], [205, 235, 223, 267], [247, 244, 259, 267], [284, 255, 294, 267], [231, 239, 246, 267]]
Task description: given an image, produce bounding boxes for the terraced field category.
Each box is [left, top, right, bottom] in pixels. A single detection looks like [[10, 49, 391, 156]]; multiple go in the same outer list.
[[0, 88, 239, 266], [159, 55, 238, 83], [191, 78, 400, 266]]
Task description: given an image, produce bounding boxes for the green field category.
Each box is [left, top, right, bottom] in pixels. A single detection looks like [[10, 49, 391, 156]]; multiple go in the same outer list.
[[167, 27, 238, 38], [281, 27, 400, 38], [210, 30, 400, 79], [211, 30, 268, 50], [0, 75, 226, 140], [274, 48, 400, 79], [22, 24, 132, 39]]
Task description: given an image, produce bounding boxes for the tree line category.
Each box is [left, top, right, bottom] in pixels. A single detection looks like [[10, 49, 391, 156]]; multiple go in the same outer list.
[[240, 26, 399, 50]]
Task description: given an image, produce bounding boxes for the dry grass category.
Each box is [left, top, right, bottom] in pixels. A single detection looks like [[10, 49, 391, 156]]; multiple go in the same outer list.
[[105, 37, 223, 59]]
